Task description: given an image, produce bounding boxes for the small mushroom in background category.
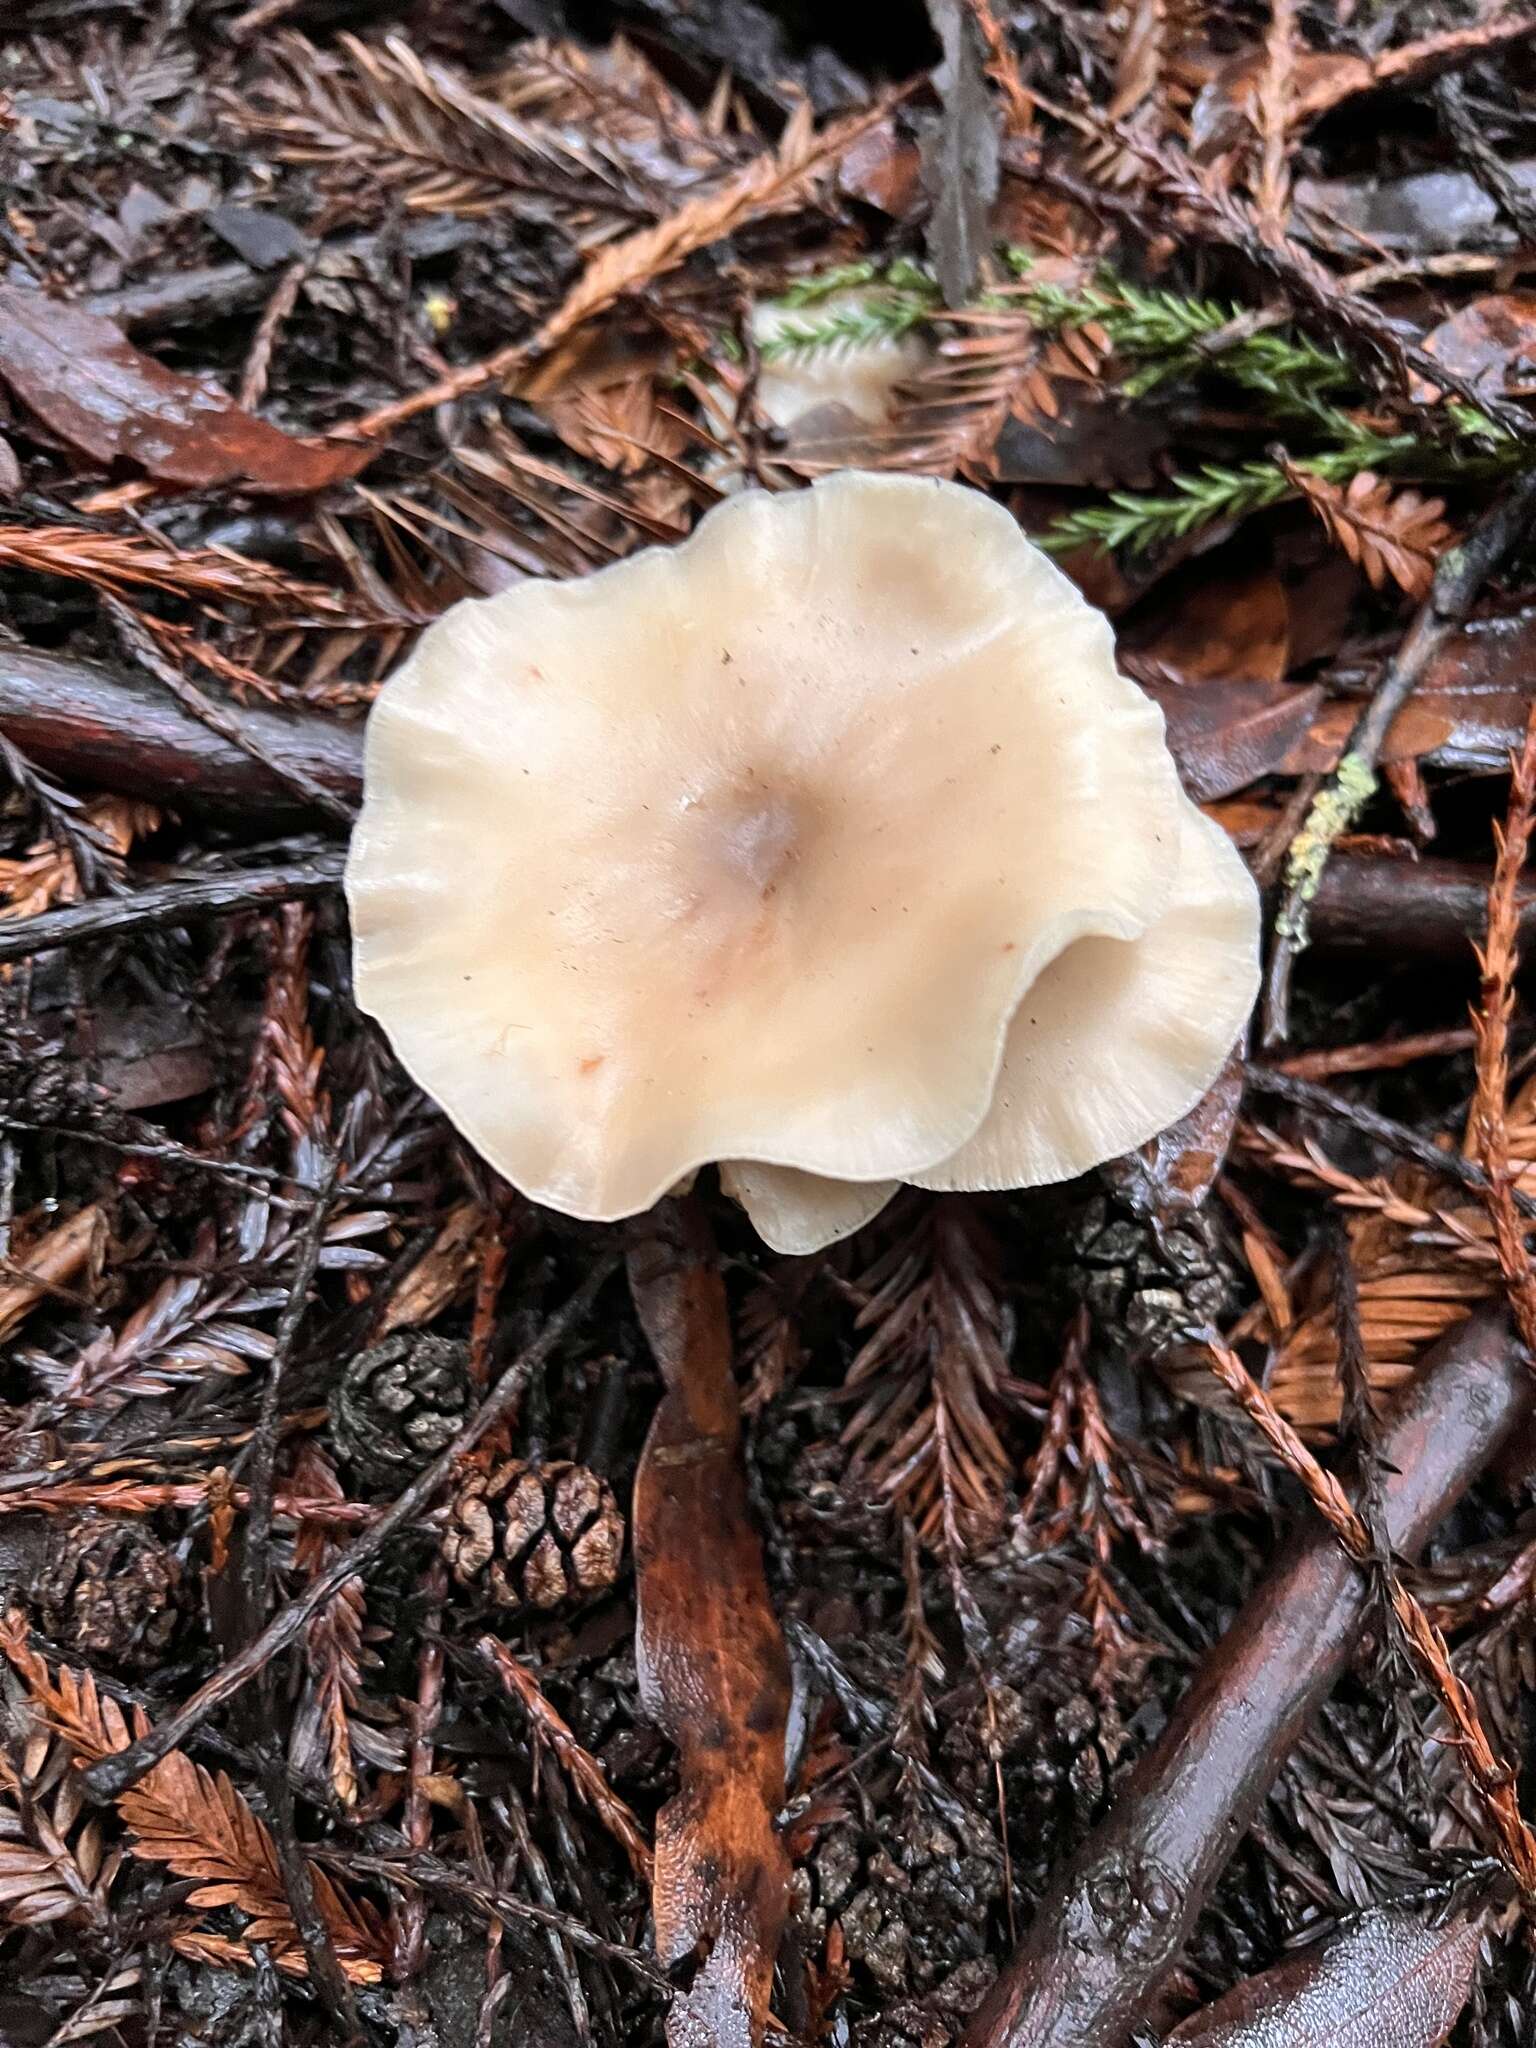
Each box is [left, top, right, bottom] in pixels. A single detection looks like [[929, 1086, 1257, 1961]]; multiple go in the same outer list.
[[748, 285, 932, 458], [347, 471, 1260, 1253]]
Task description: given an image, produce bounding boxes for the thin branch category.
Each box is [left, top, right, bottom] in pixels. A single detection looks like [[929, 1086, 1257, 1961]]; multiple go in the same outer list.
[[259, 1744, 364, 2041], [1199, 1336, 1536, 1892], [959, 1307, 1535, 2048], [0, 853, 345, 965], [242, 1151, 342, 1624], [1244, 1064, 1536, 1220], [1265, 467, 1536, 1040], [80, 1252, 619, 1804], [332, 1849, 669, 1983], [105, 599, 359, 828]]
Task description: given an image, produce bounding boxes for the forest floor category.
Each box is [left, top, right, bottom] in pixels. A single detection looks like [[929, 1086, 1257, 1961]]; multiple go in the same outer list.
[[2, 2, 1536, 2046]]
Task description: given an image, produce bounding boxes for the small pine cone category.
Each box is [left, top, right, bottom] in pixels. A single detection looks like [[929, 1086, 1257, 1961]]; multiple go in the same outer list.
[[442, 1460, 623, 1610], [331, 1332, 472, 1489], [1059, 1191, 1239, 1361], [0, 1402, 57, 1475], [38, 1515, 179, 1668], [999, 1683, 1127, 1868]]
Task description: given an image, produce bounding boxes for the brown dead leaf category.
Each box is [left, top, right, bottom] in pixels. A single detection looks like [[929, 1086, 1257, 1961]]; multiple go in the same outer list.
[[1123, 559, 1292, 684], [1283, 684, 1536, 779], [1280, 548, 1360, 671], [1148, 677, 1325, 801], [1203, 795, 1284, 847], [1168, 1907, 1481, 2047], [541, 370, 689, 475], [0, 286, 369, 494], [837, 117, 922, 216], [1285, 465, 1453, 602], [629, 1200, 791, 2048], [1108, 1052, 1246, 1216], [1414, 292, 1536, 402]]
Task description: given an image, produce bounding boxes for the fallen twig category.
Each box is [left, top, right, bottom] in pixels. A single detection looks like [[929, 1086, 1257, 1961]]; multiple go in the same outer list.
[[259, 1741, 365, 2039], [331, 1848, 669, 1984], [105, 598, 359, 828], [0, 647, 364, 820], [1266, 468, 1536, 1040], [85, 217, 476, 332], [1244, 1065, 1536, 1220], [1435, 71, 1536, 248], [959, 1305, 1534, 2048], [0, 852, 345, 964], [80, 1251, 619, 1804], [1311, 851, 1536, 958], [1199, 1336, 1536, 1892]]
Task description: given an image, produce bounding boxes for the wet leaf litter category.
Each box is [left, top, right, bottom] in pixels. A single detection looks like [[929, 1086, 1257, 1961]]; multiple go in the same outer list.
[[1, 4, 1536, 2048]]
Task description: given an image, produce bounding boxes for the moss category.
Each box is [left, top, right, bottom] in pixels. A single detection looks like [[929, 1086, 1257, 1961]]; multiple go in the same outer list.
[[1276, 751, 1379, 944]]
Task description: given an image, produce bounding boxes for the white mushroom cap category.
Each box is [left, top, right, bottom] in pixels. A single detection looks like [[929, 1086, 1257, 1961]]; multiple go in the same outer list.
[[725, 799, 1259, 1251], [751, 289, 931, 434], [909, 800, 1259, 1191], [718, 1160, 900, 1256], [346, 472, 1187, 1225]]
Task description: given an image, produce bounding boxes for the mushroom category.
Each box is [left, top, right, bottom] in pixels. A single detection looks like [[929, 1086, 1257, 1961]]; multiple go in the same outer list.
[[722, 801, 1259, 1249], [750, 286, 932, 441], [347, 471, 1259, 1252]]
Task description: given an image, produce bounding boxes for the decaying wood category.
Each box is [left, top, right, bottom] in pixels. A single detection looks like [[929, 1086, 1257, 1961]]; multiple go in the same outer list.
[[628, 1201, 791, 2048], [961, 1306, 1533, 2048], [0, 648, 364, 821], [0, 853, 345, 964]]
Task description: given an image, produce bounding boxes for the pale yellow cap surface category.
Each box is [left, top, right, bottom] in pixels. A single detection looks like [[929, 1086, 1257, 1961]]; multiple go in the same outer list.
[[347, 472, 1249, 1246]]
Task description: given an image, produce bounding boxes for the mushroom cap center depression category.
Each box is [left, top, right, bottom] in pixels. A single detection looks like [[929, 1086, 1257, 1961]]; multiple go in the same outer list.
[[698, 780, 805, 899], [674, 773, 815, 988]]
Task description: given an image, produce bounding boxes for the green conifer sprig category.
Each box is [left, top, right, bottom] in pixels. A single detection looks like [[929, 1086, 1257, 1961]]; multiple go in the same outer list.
[[739, 257, 1515, 557], [1038, 446, 1400, 556]]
